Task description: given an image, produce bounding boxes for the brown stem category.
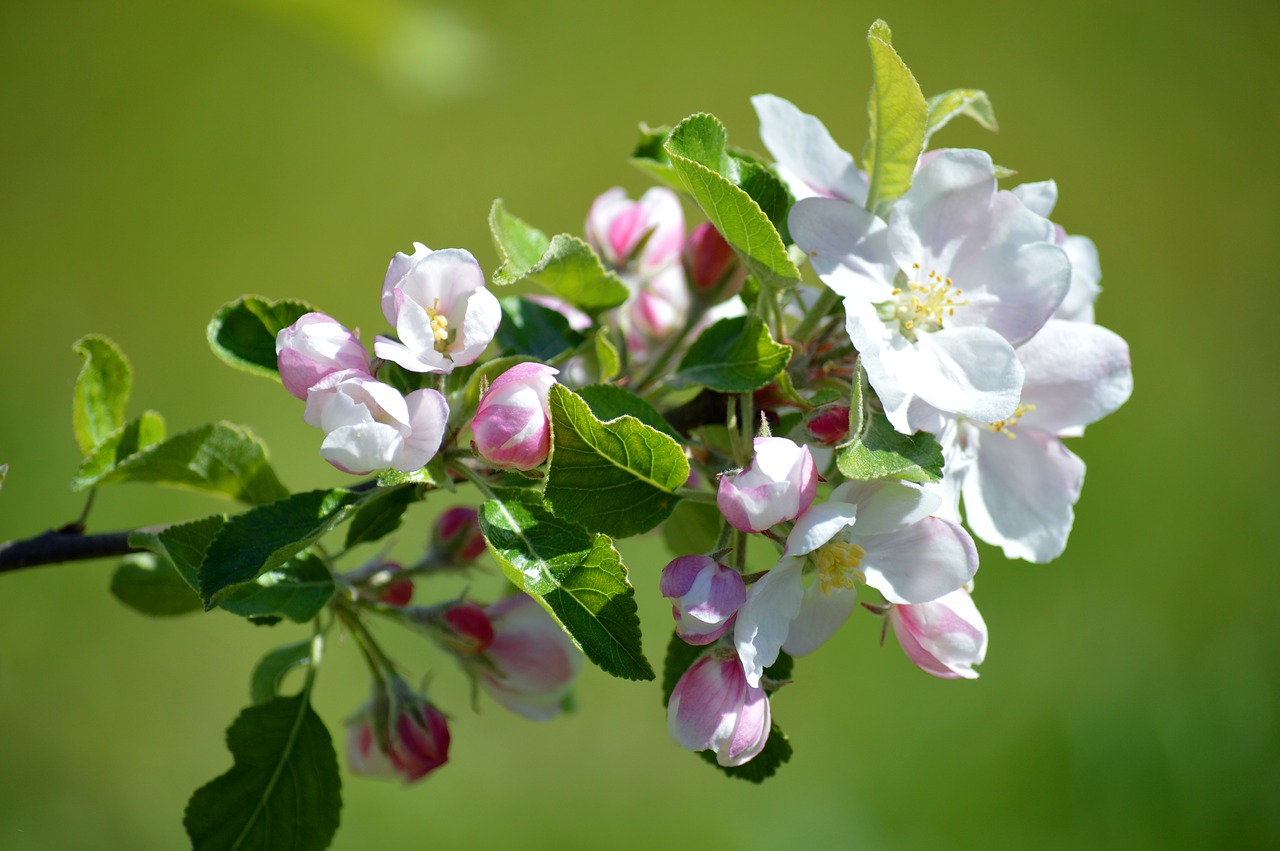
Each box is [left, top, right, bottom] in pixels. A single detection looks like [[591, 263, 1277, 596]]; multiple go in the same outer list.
[[0, 528, 141, 574]]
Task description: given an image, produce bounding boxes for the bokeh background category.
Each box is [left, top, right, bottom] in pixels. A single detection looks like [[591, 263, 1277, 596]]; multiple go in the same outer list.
[[2, 0, 1277, 848]]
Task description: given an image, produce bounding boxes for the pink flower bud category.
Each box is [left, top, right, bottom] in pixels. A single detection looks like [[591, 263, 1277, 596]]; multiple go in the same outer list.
[[275, 312, 371, 400], [684, 222, 740, 294], [346, 681, 450, 783], [371, 563, 414, 607], [303, 371, 448, 475], [668, 648, 770, 767], [471, 594, 582, 721], [806, 405, 851, 446], [661, 555, 746, 646], [717, 437, 818, 533], [439, 601, 495, 654], [584, 187, 684, 277], [888, 588, 988, 679], [628, 265, 689, 341], [472, 363, 558, 471], [431, 506, 487, 563]]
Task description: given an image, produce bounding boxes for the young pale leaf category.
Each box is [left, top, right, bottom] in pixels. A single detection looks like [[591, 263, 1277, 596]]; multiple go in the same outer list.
[[489, 200, 629, 312], [219, 553, 335, 624], [72, 335, 133, 456], [198, 489, 362, 607], [344, 482, 422, 549], [207, 295, 318, 382], [544, 384, 688, 538], [71, 411, 166, 489], [184, 693, 340, 851], [864, 20, 928, 214], [250, 640, 315, 705], [480, 492, 653, 681], [836, 413, 944, 483], [664, 114, 800, 290], [70, 421, 288, 505], [924, 89, 998, 146], [575, 383, 680, 440], [110, 552, 202, 617], [594, 332, 620, 383], [496, 296, 586, 361], [671, 315, 792, 393]]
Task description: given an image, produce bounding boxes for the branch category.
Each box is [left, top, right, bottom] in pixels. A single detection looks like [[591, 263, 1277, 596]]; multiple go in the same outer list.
[[0, 527, 140, 574]]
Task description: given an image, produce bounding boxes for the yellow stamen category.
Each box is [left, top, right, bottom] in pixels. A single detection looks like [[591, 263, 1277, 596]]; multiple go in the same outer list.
[[987, 403, 1037, 439], [811, 540, 867, 595]]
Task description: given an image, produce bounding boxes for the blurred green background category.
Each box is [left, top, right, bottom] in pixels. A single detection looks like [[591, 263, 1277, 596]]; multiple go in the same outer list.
[[2, 0, 1277, 848]]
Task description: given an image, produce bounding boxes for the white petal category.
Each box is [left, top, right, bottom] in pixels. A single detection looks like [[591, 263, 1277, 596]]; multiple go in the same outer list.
[[789, 198, 897, 302], [1057, 235, 1101, 323], [962, 427, 1084, 563], [752, 94, 865, 203], [1011, 180, 1058, 218], [949, 227, 1069, 345], [889, 149, 997, 273], [374, 336, 450, 374], [909, 328, 1024, 422], [830, 479, 940, 536], [781, 583, 858, 657], [783, 501, 857, 557], [734, 557, 804, 687], [320, 422, 402, 475], [1018, 320, 1133, 433], [453, 285, 502, 366], [859, 518, 978, 604]]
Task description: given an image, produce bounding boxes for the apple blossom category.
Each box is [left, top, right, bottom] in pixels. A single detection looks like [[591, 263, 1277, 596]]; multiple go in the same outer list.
[[735, 478, 979, 686], [374, 244, 501, 375], [430, 506, 487, 564], [275, 312, 372, 400], [752, 93, 869, 204], [346, 681, 450, 784], [717, 437, 818, 533], [789, 149, 1071, 433], [472, 363, 558, 470], [888, 587, 988, 679], [661, 555, 746, 646], [303, 369, 448, 475], [473, 595, 582, 721], [585, 186, 684, 279], [668, 647, 771, 767], [1012, 180, 1102, 323]]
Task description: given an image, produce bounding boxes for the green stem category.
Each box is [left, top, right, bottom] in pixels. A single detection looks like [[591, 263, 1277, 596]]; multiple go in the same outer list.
[[790, 286, 841, 342], [447, 459, 498, 502], [634, 299, 712, 393]]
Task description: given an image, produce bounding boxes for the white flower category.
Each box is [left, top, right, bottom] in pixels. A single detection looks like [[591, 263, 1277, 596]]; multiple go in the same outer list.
[[790, 149, 1071, 433], [374, 244, 501, 375], [938, 318, 1133, 562], [734, 479, 979, 686], [752, 94, 868, 204], [1012, 180, 1102, 323], [304, 370, 448, 474], [888, 587, 989, 679]]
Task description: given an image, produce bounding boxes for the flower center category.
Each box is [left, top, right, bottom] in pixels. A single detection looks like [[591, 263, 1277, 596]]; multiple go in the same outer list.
[[877, 264, 966, 342], [811, 540, 867, 595], [426, 300, 452, 353], [987, 403, 1036, 439]]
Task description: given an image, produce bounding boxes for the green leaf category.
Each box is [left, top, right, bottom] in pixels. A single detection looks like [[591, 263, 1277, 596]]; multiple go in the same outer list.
[[836, 368, 942, 483], [630, 123, 683, 190], [344, 483, 421, 549], [664, 114, 800, 289], [489, 200, 629, 312], [219, 553, 335, 624], [864, 20, 928, 214], [671, 315, 792, 393], [72, 335, 132, 455], [594, 332, 620, 383], [924, 89, 998, 146], [496, 296, 585, 361], [184, 693, 340, 851], [198, 489, 362, 607], [736, 158, 794, 245], [544, 384, 687, 538], [0, 463, 7, 495], [575, 383, 680, 440], [71, 411, 166, 489], [129, 515, 226, 591], [70, 421, 288, 505], [250, 640, 315, 705], [110, 552, 202, 616], [207, 295, 319, 382], [479, 492, 653, 681], [660, 500, 722, 557]]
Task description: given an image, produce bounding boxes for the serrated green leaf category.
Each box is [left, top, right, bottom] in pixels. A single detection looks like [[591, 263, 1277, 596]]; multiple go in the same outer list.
[[736, 159, 794, 245], [575, 383, 680, 440], [496, 296, 586, 361], [70, 421, 288, 505], [664, 114, 800, 290], [479, 492, 653, 681], [219, 553, 335, 624], [594, 332, 620, 383], [836, 369, 942, 482], [864, 20, 928, 214], [72, 335, 132, 455], [671, 315, 792, 393], [344, 483, 421, 549], [110, 552, 202, 617], [629, 123, 683, 191], [374, 460, 440, 488], [184, 693, 340, 851], [489, 200, 629, 312], [924, 89, 998, 146], [199, 489, 361, 606], [250, 640, 315, 705], [71, 411, 166, 489], [129, 515, 227, 590], [207, 295, 319, 382], [544, 384, 687, 538]]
